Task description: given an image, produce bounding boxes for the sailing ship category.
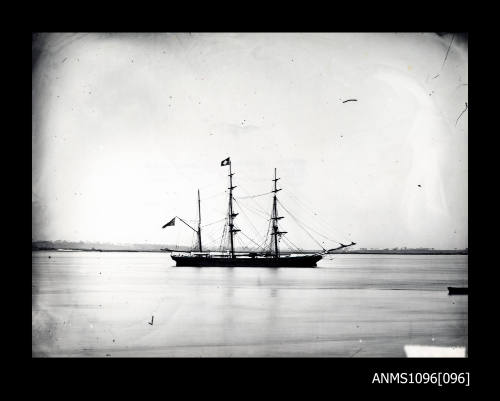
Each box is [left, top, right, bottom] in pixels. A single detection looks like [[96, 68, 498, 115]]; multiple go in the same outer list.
[[162, 157, 355, 267]]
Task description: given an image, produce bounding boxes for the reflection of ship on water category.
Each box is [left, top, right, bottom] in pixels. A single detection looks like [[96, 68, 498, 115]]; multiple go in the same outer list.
[[162, 157, 355, 267]]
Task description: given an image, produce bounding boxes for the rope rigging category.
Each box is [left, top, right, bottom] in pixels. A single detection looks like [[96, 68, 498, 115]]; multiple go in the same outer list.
[[234, 191, 273, 200], [201, 217, 227, 227], [239, 231, 268, 252], [278, 199, 341, 245], [165, 167, 354, 254], [280, 234, 303, 252], [233, 197, 269, 246], [262, 217, 273, 249], [218, 219, 228, 252], [238, 185, 270, 215], [276, 199, 326, 251], [282, 188, 350, 245]]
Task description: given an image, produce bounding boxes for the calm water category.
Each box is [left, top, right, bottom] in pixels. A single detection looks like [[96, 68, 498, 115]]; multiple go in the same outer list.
[[32, 252, 468, 357]]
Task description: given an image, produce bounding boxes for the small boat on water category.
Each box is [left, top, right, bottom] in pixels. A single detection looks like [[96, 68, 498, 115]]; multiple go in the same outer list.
[[448, 287, 468, 295], [162, 157, 355, 267]]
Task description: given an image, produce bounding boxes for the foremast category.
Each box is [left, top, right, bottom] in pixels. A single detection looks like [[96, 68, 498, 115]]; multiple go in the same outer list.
[[271, 168, 286, 258]]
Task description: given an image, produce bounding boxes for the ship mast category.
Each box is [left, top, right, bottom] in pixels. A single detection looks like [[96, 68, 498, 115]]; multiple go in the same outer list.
[[271, 168, 286, 258], [227, 160, 240, 258], [197, 189, 202, 252]]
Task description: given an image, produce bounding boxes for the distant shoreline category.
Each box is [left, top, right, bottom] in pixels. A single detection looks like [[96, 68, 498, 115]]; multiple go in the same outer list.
[[31, 247, 468, 256], [32, 240, 468, 256]]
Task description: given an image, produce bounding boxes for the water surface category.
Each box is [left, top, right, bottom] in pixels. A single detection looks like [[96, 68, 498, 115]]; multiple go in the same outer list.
[[32, 252, 468, 357]]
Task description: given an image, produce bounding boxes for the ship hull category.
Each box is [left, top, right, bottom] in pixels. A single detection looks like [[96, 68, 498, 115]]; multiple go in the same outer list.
[[171, 254, 322, 267]]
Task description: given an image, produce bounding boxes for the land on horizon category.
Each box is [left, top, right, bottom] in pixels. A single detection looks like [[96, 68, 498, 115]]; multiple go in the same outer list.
[[31, 240, 468, 255]]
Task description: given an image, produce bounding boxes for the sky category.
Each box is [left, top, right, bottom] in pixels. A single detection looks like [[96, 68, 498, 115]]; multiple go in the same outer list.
[[32, 32, 468, 250]]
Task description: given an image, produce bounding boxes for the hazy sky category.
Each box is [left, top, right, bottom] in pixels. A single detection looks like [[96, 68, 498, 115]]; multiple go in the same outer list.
[[32, 32, 468, 249]]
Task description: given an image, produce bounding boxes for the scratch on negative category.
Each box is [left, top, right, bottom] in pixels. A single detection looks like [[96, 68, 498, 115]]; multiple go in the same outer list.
[[432, 34, 456, 79], [456, 102, 468, 126], [441, 33, 455, 70]]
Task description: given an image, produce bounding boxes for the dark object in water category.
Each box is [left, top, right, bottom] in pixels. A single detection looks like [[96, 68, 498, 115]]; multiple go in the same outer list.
[[448, 287, 468, 295]]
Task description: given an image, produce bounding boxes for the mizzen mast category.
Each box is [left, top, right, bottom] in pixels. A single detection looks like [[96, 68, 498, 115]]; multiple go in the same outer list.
[[271, 168, 286, 258]]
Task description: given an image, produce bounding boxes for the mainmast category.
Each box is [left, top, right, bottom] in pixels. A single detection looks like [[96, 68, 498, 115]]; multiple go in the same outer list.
[[271, 168, 286, 258], [225, 158, 239, 258], [197, 189, 202, 252]]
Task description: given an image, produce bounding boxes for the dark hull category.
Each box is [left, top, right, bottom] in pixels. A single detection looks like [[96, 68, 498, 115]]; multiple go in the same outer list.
[[448, 287, 468, 295], [171, 254, 322, 267]]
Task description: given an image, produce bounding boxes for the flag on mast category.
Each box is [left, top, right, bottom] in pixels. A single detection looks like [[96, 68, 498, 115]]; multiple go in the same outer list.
[[162, 217, 176, 228], [220, 157, 230, 166]]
